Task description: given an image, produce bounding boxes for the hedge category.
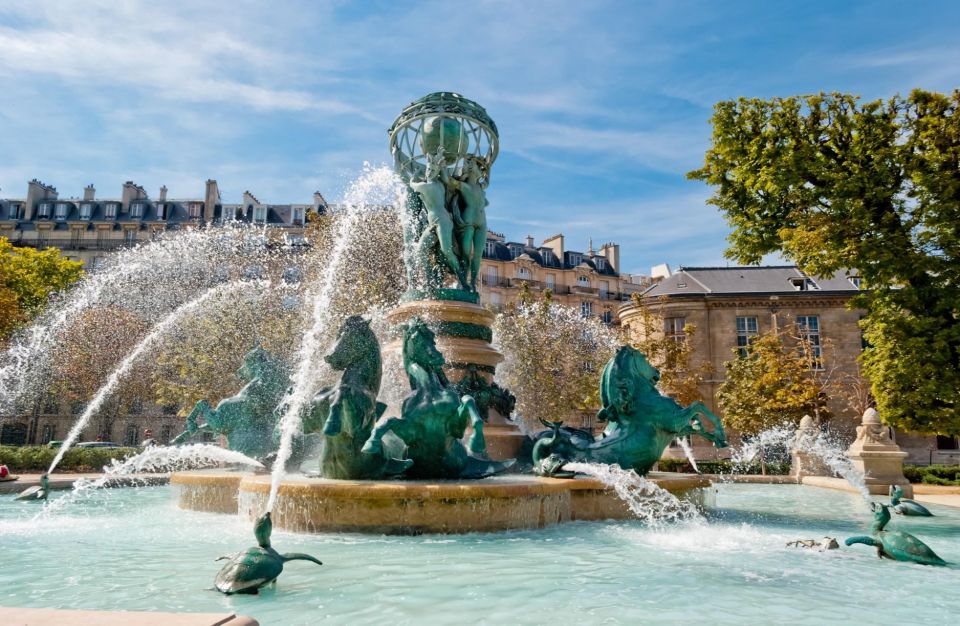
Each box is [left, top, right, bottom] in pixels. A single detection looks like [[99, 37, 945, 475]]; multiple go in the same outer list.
[[903, 464, 960, 486], [657, 457, 791, 475], [0, 445, 140, 472]]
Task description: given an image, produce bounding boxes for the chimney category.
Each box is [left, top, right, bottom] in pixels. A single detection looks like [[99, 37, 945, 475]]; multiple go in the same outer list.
[[525, 234, 534, 247], [204, 179, 220, 222], [542, 233, 564, 260], [159, 185, 168, 202], [83, 184, 95, 201], [599, 242, 620, 273], [121, 181, 146, 210], [25, 179, 58, 220]]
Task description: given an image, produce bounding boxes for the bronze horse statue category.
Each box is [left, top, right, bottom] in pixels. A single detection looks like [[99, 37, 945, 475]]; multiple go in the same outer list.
[[300, 315, 411, 479], [361, 318, 515, 478], [532, 345, 727, 476]]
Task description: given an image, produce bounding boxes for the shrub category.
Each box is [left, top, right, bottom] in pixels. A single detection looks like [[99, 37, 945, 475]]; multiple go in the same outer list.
[[657, 457, 790, 475], [0, 445, 140, 472], [904, 464, 960, 486]]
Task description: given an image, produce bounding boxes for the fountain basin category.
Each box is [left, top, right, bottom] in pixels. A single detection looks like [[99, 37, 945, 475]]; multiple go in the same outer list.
[[171, 470, 710, 534]]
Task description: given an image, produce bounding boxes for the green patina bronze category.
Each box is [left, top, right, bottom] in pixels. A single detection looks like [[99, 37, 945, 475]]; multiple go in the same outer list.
[[299, 315, 412, 479], [432, 321, 493, 343], [172, 346, 288, 459], [361, 317, 515, 478], [390, 92, 498, 297], [14, 473, 49, 502], [452, 364, 515, 421], [214, 512, 323, 595], [890, 485, 934, 517], [845, 502, 946, 566], [531, 346, 728, 476]]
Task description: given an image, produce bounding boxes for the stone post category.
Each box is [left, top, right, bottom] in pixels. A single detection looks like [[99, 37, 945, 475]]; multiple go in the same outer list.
[[846, 408, 912, 497]]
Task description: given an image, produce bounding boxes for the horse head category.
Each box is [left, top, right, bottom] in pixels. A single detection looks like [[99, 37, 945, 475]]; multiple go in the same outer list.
[[597, 346, 659, 423], [403, 317, 446, 372], [238, 345, 270, 382], [326, 315, 380, 373]]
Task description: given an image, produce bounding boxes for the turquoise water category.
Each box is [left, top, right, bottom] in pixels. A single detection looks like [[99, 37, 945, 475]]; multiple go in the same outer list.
[[2, 484, 958, 625]]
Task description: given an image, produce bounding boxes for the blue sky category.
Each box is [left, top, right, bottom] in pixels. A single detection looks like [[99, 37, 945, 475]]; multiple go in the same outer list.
[[1, 1, 958, 275]]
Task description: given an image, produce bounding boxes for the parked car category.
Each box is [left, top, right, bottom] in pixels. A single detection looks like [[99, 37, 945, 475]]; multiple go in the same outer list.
[[75, 441, 122, 449]]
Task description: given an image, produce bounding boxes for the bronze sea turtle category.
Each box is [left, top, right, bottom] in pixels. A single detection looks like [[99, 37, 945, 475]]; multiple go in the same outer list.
[[845, 502, 946, 566], [214, 512, 322, 594]]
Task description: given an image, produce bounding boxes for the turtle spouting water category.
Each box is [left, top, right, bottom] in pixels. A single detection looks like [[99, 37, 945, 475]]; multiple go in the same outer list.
[[845, 502, 946, 566], [214, 512, 323, 594], [890, 485, 934, 517], [14, 473, 49, 502]]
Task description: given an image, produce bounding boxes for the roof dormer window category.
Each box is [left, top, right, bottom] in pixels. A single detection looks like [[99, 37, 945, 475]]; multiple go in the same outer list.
[[189, 203, 202, 219], [7, 204, 20, 220], [596, 258, 605, 269], [254, 206, 267, 223], [105, 203, 118, 219], [542, 249, 553, 263], [849, 276, 862, 289], [484, 240, 496, 257], [38, 203, 52, 218], [130, 203, 145, 218], [79, 203, 92, 220], [292, 207, 305, 226], [156, 203, 166, 220], [55, 203, 69, 220], [569, 253, 582, 267], [790, 277, 819, 291]]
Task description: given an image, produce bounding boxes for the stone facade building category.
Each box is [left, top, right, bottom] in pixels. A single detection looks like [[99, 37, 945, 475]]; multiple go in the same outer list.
[[618, 266, 953, 464], [0, 179, 326, 267], [478, 232, 650, 324]]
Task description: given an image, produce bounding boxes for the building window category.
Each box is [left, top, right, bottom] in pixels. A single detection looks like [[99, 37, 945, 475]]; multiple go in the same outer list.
[[56, 203, 70, 220], [490, 292, 501, 306], [580, 301, 593, 318], [796, 315, 822, 368], [105, 203, 118, 218], [70, 401, 85, 415], [599, 280, 609, 297], [517, 267, 531, 279], [569, 253, 582, 267], [577, 276, 590, 287], [130, 203, 146, 218], [292, 208, 304, 225], [736, 316, 758, 357], [156, 203, 166, 220], [509, 244, 522, 259], [7, 204, 19, 220], [189, 203, 202, 219], [124, 424, 140, 447], [160, 425, 174, 444], [545, 273, 555, 289], [664, 317, 686, 343], [38, 203, 52, 218], [80, 203, 93, 219], [130, 397, 143, 414], [254, 206, 267, 223], [601, 309, 613, 324], [789, 277, 819, 291], [485, 265, 498, 285], [849, 276, 862, 289], [124, 229, 137, 244], [484, 240, 496, 257], [40, 424, 56, 444], [596, 258, 605, 270], [542, 249, 553, 264]]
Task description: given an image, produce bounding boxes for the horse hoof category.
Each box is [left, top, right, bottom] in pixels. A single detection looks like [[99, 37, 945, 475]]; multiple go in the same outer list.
[[360, 441, 381, 455]]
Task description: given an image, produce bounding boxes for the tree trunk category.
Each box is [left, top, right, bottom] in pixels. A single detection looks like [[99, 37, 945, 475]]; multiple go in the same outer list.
[[759, 442, 767, 476]]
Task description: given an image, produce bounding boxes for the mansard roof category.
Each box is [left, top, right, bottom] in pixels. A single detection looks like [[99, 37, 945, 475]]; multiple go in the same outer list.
[[644, 266, 862, 297]]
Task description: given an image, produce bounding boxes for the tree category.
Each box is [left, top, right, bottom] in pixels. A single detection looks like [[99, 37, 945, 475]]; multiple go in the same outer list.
[[0, 237, 83, 341], [493, 288, 622, 432], [689, 90, 960, 434], [627, 295, 712, 405]]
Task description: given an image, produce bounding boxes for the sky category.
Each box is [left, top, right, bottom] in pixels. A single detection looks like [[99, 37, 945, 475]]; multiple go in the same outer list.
[[1, 1, 958, 275]]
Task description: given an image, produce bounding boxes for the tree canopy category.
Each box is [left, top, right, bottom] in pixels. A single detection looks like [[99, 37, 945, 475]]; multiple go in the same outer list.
[[0, 238, 83, 340], [690, 90, 960, 434]]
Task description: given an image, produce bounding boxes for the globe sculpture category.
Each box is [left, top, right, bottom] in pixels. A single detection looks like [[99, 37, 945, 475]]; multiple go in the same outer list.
[[386, 92, 521, 460], [389, 92, 498, 298]]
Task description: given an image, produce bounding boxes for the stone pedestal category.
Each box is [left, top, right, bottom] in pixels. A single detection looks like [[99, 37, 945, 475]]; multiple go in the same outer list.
[[846, 408, 912, 497], [386, 298, 525, 461], [790, 415, 832, 479]]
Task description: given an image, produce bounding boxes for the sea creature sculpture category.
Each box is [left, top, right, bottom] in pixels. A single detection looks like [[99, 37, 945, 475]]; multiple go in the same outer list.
[[300, 315, 412, 479], [890, 485, 933, 516], [14, 473, 48, 501], [172, 346, 288, 459], [531, 346, 727, 476], [362, 318, 515, 478], [845, 502, 946, 566], [214, 512, 322, 594]]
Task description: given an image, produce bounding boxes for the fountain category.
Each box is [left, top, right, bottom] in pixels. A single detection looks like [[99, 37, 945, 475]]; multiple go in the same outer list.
[[3, 93, 956, 624], [170, 93, 719, 534]]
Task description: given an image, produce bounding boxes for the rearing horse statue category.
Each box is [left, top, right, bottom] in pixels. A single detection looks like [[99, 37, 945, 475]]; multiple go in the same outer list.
[[361, 317, 515, 478], [299, 315, 412, 479], [532, 345, 727, 476]]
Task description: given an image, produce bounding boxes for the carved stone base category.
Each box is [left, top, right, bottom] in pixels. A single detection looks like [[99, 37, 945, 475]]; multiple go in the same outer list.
[[846, 408, 912, 497]]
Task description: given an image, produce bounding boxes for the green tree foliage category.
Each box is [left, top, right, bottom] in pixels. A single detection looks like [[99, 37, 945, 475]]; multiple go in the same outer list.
[[0, 237, 83, 340], [690, 90, 960, 434], [493, 288, 622, 432], [717, 331, 825, 437], [627, 295, 712, 405]]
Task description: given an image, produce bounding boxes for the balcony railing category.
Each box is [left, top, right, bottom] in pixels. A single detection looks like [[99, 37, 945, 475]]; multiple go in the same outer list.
[[480, 275, 512, 288], [11, 237, 138, 251]]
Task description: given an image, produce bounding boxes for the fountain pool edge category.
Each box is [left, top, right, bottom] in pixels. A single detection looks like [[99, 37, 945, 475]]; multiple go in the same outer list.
[[170, 470, 711, 534]]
